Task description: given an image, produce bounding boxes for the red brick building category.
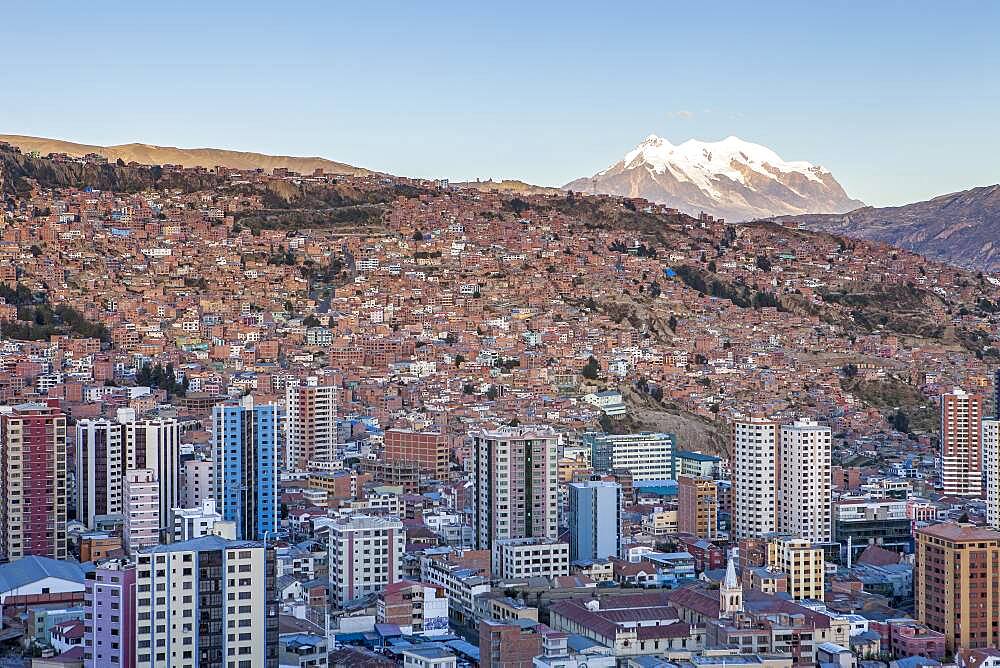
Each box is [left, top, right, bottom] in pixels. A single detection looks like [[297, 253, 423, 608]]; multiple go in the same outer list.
[[478, 618, 543, 668], [0, 399, 68, 560], [383, 429, 450, 480]]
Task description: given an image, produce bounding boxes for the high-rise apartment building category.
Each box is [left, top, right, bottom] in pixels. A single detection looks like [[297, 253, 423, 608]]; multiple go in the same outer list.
[[585, 431, 674, 481], [567, 480, 621, 561], [84, 558, 136, 668], [212, 397, 279, 540], [123, 417, 180, 523], [984, 419, 1000, 529], [916, 522, 1000, 652], [123, 469, 160, 554], [677, 475, 719, 539], [767, 537, 825, 601], [383, 429, 450, 480], [328, 515, 404, 607], [940, 388, 984, 497], [76, 418, 124, 529], [732, 417, 779, 540], [779, 419, 832, 543], [995, 369, 1000, 416], [285, 378, 337, 471], [134, 536, 278, 667], [0, 400, 68, 560], [472, 426, 559, 560]]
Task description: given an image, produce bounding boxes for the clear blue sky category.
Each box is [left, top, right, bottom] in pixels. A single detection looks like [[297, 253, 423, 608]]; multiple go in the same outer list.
[[1, 1, 997, 206]]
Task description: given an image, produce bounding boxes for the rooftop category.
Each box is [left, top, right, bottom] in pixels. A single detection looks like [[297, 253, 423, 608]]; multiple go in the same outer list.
[[916, 522, 1000, 543], [0, 556, 86, 592]]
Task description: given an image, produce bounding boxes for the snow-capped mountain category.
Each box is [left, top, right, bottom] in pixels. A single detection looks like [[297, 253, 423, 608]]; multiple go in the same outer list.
[[564, 135, 863, 221]]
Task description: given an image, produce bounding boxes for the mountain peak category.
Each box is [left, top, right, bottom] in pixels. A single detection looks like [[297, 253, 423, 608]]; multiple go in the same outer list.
[[567, 134, 862, 221]]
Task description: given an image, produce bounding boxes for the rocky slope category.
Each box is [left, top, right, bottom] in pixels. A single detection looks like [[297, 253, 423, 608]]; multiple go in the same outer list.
[[565, 134, 863, 221], [774, 184, 1000, 273], [0, 134, 370, 176], [0, 144, 225, 196]]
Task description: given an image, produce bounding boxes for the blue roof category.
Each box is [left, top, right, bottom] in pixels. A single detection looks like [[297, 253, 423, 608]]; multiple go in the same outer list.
[[674, 450, 720, 462], [445, 639, 479, 661], [143, 535, 264, 554], [634, 479, 677, 488], [566, 634, 605, 652], [630, 657, 676, 668], [893, 657, 941, 668], [374, 623, 402, 638], [0, 557, 86, 593], [280, 633, 325, 649], [403, 645, 455, 660]]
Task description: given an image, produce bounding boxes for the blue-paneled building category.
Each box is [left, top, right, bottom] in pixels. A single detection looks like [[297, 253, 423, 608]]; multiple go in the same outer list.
[[212, 397, 280, 540], [568, 480, 622, 561]]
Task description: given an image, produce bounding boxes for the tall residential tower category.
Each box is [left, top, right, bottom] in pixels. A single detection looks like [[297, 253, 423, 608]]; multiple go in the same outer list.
[[473, 426, 558, 560], [732, 417, 779, 539], [567, 480, 621, 561], [940, 388, 984, 497], [285, 378, 337, 471], [212, 397, 279, 540], [0, 400, 68, 560], [779, 419, 832, 543]]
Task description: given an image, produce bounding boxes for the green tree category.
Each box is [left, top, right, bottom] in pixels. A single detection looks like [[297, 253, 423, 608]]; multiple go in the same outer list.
[[891, 410, 910, 433], [581, 356, 600, 380]]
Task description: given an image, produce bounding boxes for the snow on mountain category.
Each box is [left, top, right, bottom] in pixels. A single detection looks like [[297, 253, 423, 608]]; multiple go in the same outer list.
[[566, 134, 863, 221]]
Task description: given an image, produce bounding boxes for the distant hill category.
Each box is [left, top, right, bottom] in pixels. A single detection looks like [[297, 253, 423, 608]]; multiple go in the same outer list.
[[455, 179, 561, 195], [0, 134, 371, 176], [565, 134, 863, 221], [773, 184, 1000, 273]]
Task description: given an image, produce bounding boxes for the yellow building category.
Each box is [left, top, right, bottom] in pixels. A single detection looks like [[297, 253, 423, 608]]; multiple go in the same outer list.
[[767, 537, 825, 600], [644, 508, 678, 536], [559, 455, 592, 484]]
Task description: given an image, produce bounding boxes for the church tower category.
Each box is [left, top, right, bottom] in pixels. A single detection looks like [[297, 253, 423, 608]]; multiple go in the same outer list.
[[720, 555, 743, 618]]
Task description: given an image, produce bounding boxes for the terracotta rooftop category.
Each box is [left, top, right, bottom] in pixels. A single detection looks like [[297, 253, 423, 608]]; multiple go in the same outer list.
[[856, 544, 903, 566], [917, 522, 1000, 543]]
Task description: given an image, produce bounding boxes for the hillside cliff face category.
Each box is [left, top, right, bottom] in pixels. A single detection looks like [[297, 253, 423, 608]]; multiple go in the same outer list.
[[565, 134, 863, 221], [774, 184, 1000, 272], [0, 145, 225, 196]]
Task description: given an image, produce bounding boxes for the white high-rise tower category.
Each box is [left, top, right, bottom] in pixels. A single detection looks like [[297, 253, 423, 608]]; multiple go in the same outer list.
[[779, 418, 832, 543], [732, 417, 779, 539]]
